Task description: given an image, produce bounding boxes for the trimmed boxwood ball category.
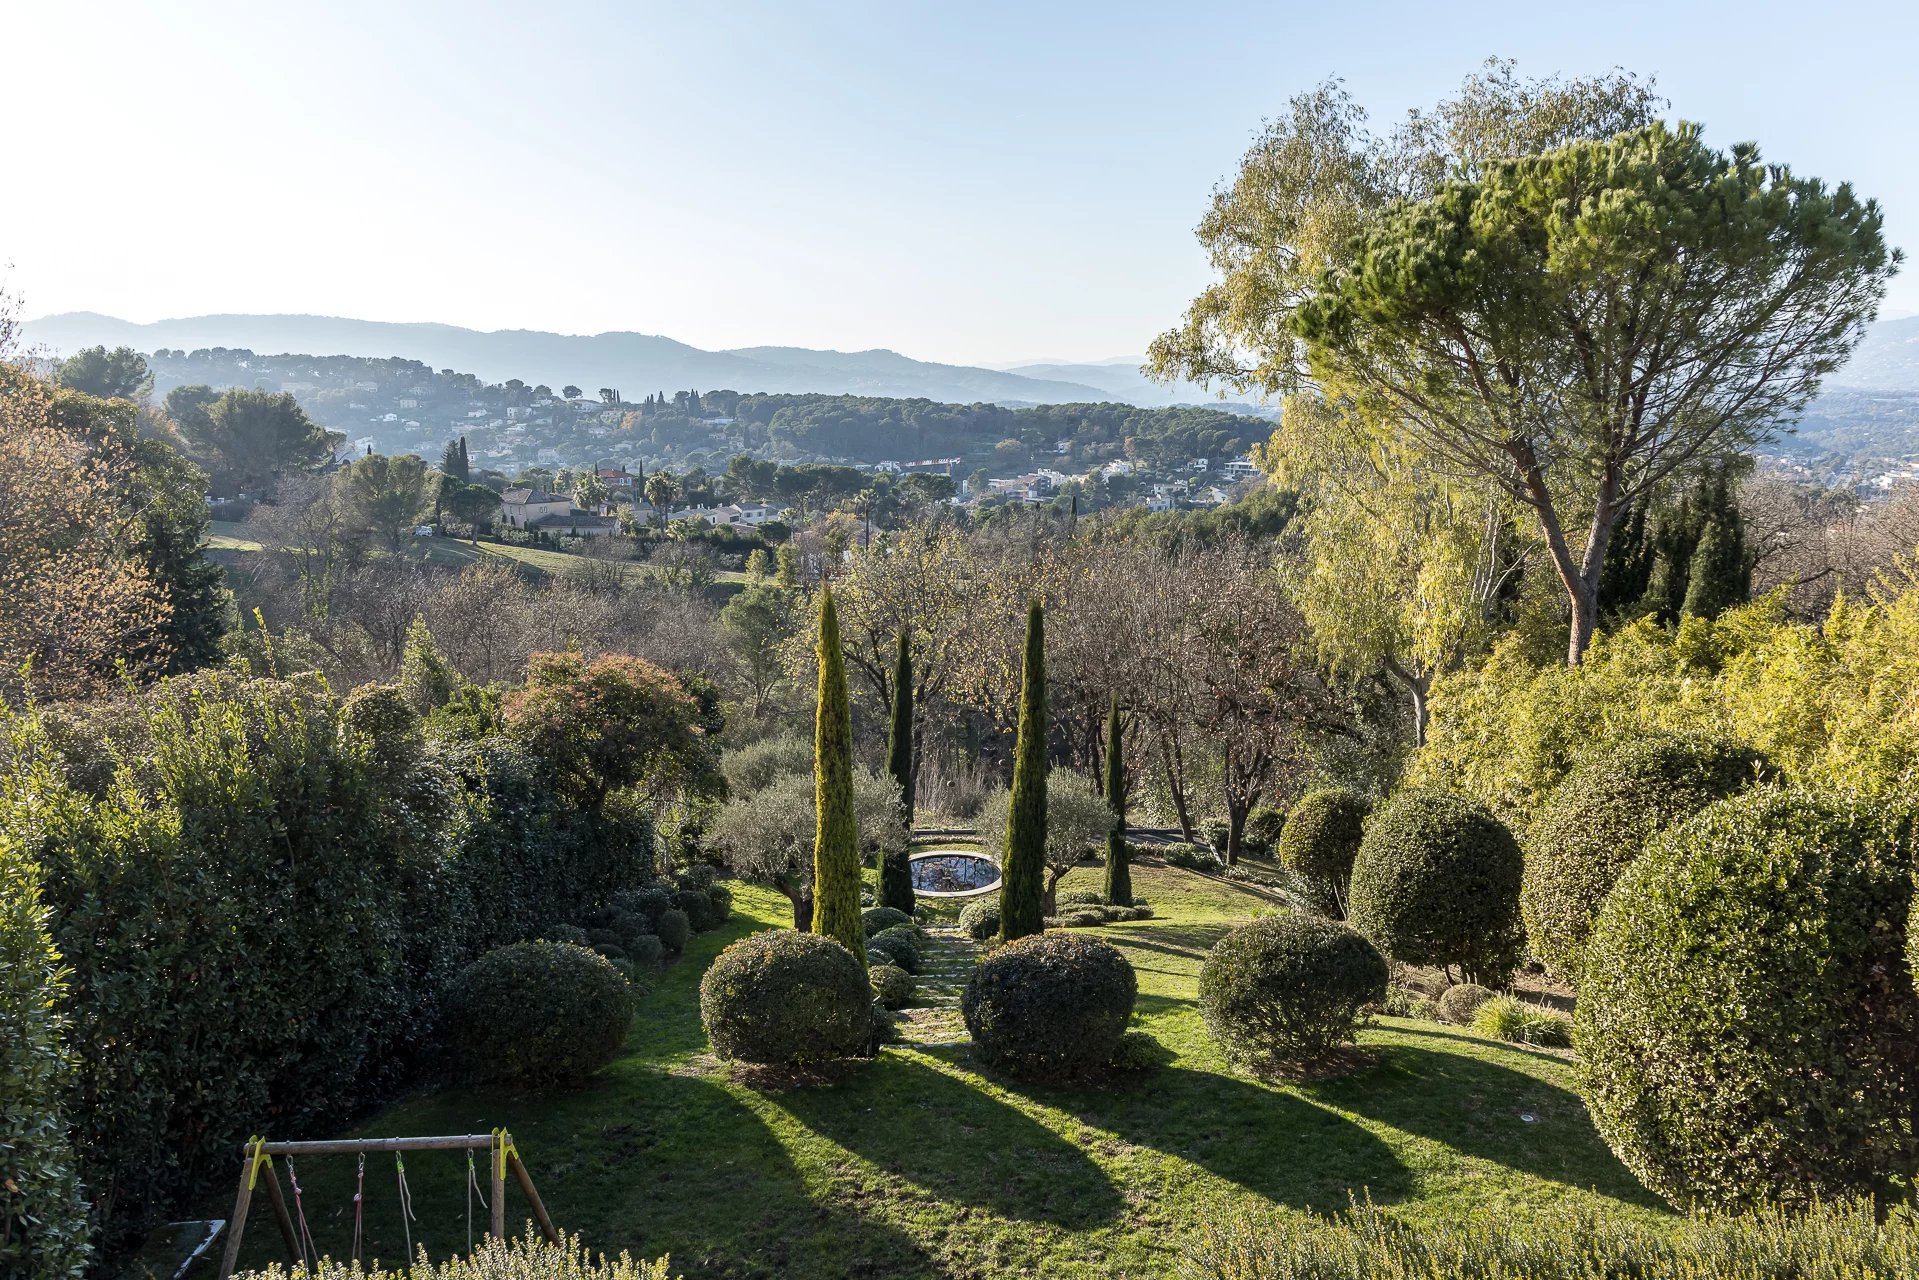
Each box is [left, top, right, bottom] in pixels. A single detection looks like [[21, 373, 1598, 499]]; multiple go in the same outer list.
[[674, 888, 725, 933], [1579, 789, 1919, 1209], [655, 907, 691, 954], [1436, 982, 1495, 1026], [1244, 805, 1286, 853], [959, 898, 1000, 941], [1347, 787, 1523, 984], [870, 963, 914, 1010], [700, 930, 873, 1066], [962, 933, 1136, 1077], [1277, 788, 1369, 918], [863, 905, 913, 935], [446, 941, 633, 1086], [1523, 733, 1763, 982], [866, 929, 920, 973], [1198, 913, 1388, 1074]]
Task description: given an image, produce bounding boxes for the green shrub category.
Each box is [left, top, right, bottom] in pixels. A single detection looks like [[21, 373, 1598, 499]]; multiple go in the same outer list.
[[699, 930, 872, 1067], [1347, 788, 1523, 984], [862, 905, 913, 935], [609, 884, 676, 929], [1436, 983, 1495, 1025], [234, 1228, 670, 1280], [674, 888, 725, 933], [1198, 913, 1388, 1074], [0, 833, 89, 1279], [1061, 908, 1107, 927], [866, 930, 920, 973], [1200, 817, 1231, 850], [1162, 842, 1219, 871], [959, 898, 1000, 941], [1522, 733, 1763, 981], [445, 942, 633, 1086], [1244, 805, 1286, 853], [655, 908, 691, 954], [706, 881, 732, 925], [870, 963, 914, 1010], [539, 924, 591, 947], [962, 933, 1136, 1078], [1579, 789, 1919, 1209], [626, 934, 665, 970], [1277, 788, 1369, 917], [1377, 986, 1440, 1021], [1471, 994, 1573, 1047], [1183, 1196, 1919, 1280], [1058, 889, 1107, 907]]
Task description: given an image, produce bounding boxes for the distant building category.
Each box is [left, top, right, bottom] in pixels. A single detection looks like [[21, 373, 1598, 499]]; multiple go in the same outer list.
[[667, 502, 788, 529], [1222, 456, 1260, 481], [498, 488, 574, 529]]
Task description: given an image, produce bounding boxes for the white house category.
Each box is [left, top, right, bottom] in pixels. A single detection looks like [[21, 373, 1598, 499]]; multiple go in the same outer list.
[[498, 488, 574, 530]]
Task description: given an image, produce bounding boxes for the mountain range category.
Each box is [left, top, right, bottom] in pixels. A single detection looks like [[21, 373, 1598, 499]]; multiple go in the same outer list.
[[20, 312, 1225, 407]]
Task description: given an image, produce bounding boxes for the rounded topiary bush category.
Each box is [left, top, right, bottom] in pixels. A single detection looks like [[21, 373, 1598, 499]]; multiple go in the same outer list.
[[959, 898, 1000, 941], [1347, 788, 1523, 984], [962, 933, 1136, 1077], [1197, 913, 1388, 1074], [1436, 982, 1496, 1026], [1579, 789, 1919, 1209], [866, 929, 920, 974], [863, 906, 912, 935], [1277, 788, 1369, 917], [655, 908, 691, 954], [870, 963, 914, 1010], [1523, 733, 1763, 982], [446, 941, 633, 1086], [699, 930, 872, 1067], [675, 888, 725, 933]]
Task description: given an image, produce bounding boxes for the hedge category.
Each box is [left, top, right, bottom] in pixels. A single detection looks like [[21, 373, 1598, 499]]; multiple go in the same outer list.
[[1579, 788, 1919, 1209], [1522, 733, 1762, 981]]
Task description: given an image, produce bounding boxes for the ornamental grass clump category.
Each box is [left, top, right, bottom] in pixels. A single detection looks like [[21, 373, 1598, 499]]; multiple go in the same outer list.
[[1198, 913, 1387, 1075]]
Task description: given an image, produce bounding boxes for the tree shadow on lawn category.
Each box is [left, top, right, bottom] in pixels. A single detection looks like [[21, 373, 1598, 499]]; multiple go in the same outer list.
[[1023, 1063, 1414, 1213], [772, 1052, 1127, 1230], [1103, 926, 1229, 965], [1308, 1035, 1666, 1209]]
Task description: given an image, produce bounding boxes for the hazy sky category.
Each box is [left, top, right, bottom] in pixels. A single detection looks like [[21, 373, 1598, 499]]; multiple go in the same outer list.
[[5, 1, 1915, 366]]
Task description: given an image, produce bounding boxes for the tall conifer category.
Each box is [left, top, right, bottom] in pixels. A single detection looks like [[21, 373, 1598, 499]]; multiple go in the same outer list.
[[881, 626, 916, 912], [1000, 600, 1048, 941], [1102, 691, 1132, 906], [811, 587, 865, 966]]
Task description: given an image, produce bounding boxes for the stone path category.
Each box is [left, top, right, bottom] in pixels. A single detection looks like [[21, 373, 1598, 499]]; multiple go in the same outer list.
[[897, 923, 980, 1047]]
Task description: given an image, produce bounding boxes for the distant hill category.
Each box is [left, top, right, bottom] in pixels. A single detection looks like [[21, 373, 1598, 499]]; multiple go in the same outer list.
[[1001, 359, 1227, 407], [19, 312, 1115, 406], [1830, 315, 1919, 393]]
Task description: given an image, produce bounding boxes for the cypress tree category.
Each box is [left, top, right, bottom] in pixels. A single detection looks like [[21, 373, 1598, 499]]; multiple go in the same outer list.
[[1000, 599, 1049, 941], [880, 626, 916, 912], [811, 587, 865, 967], [1102, 691, 1132, 906]]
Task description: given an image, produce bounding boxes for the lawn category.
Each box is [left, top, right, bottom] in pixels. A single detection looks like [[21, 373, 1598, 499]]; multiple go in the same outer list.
[[205, 522, 748, 587], [215, 863, 1664, 1280]]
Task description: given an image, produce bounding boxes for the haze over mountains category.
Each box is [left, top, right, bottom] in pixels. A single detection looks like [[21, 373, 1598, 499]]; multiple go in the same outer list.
[[21, 312, 1226, 408]]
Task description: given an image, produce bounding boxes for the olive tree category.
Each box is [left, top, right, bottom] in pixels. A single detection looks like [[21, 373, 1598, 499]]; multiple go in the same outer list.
[[977, 771, 1116, 915], [707, 767, 908, 929]]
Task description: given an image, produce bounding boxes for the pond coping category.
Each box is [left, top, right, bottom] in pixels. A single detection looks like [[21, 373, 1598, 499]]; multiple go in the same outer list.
[[907, 848, 1002, 898]]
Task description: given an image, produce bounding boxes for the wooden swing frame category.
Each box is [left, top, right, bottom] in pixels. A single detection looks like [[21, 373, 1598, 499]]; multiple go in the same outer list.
[[215, 1130, 558, 1280]]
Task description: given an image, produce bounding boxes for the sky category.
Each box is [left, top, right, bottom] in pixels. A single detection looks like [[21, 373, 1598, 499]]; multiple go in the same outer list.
[[4, 0, 1916, 367]]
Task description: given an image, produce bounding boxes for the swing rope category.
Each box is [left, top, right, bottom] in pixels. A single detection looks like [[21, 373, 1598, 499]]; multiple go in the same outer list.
[[351, 1154, 365, 1266], [285, 1156, 319, 1273], [395, 1151, 418, 1259], [464, 1148, 490, 1251]]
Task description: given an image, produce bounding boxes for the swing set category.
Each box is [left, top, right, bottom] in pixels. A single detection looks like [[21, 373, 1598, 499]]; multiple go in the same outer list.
[[214, 1131, 558, 1280]]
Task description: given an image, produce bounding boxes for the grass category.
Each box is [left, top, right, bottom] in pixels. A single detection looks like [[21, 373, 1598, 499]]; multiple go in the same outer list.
[[206, 522, 748, 587], [213, 862, 1664, 1280]]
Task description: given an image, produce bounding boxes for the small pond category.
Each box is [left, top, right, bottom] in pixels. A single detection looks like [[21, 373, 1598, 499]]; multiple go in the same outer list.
[[908, 849, 1002, 897]]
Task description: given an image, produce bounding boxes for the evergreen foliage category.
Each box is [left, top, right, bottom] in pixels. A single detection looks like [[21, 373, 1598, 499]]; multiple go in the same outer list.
[[962, 932, 1136, 1078], [1276, 787, 1369, 917], [444, 941, 633, 1085], [880, 627, 916, 912], [1000, 600, 1050, 941], [699, 930, 872, 1067], [1197, 913, 1387, 1074], [811, 589, 866, 966], [1579, 789, 1919, 1209], [1102, 692, 1132, 906]]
